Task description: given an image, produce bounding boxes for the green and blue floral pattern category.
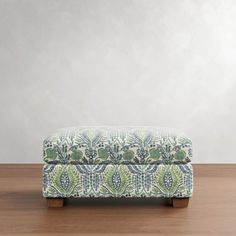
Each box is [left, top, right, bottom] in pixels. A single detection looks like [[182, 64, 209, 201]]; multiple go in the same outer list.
[[43, 164, 193, 198], [43, 127, 192, 165]]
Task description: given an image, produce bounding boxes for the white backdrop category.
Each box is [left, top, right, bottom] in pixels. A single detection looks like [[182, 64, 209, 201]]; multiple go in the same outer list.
[[0, 0, 236, 163]]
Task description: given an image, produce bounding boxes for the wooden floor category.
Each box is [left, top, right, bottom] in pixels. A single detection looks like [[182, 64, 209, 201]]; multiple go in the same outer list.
[[0, 164, 236, 236]]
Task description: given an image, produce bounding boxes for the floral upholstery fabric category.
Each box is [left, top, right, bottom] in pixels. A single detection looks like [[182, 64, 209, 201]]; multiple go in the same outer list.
[[43, 164, 193, 198], [43, 127, 193, 199], [43, 127, 192, 165]]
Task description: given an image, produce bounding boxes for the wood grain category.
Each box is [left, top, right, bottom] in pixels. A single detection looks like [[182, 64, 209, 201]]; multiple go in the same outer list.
[[172, 198, 189, 208], [0, 164, 236, 235], [47, 198, 64, 207]]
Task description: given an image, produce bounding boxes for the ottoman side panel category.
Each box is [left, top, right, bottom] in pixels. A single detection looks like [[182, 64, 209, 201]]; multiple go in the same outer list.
[[43, 164, 193, 198]]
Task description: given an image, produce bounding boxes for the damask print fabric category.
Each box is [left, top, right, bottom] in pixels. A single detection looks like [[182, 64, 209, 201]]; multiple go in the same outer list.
[[43, 164, 193, 198], [43, 127, 192, 165], [42, 127, 193, 198]]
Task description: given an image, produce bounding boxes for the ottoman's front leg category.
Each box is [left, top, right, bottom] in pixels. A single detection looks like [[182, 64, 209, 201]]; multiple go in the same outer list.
[[47, 198, 64, 208], [172, 198, 189, 208]]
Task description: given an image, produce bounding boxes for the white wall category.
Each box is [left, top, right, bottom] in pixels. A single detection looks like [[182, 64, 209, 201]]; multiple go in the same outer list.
[[0, 0, 236, 163]]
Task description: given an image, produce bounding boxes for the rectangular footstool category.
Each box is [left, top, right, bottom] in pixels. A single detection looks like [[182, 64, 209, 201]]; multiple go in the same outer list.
[[42, 127, 193, 207]]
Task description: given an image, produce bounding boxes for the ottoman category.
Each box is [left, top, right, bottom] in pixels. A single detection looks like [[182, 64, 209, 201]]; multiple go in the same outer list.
[[42, 127, 193, 208]]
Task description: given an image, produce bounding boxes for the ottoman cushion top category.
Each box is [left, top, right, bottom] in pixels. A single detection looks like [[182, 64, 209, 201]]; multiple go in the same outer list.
[[43, 126, 192, 165]]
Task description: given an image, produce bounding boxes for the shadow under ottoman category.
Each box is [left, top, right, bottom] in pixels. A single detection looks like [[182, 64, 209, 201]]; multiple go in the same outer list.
[[42, 126, 193, 208]]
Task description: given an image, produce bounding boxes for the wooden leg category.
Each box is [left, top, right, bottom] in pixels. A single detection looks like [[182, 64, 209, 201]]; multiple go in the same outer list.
[[47, 198, 64, 208], [167, 198, 173, 206], [172, 198, 189, 208]]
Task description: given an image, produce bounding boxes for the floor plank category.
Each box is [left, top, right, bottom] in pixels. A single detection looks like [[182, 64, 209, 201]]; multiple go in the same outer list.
[[0, 164, 236, 235]]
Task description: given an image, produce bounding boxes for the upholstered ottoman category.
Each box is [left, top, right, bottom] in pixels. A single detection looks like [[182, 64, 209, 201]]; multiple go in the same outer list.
[[43, 127, 193, 208]]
